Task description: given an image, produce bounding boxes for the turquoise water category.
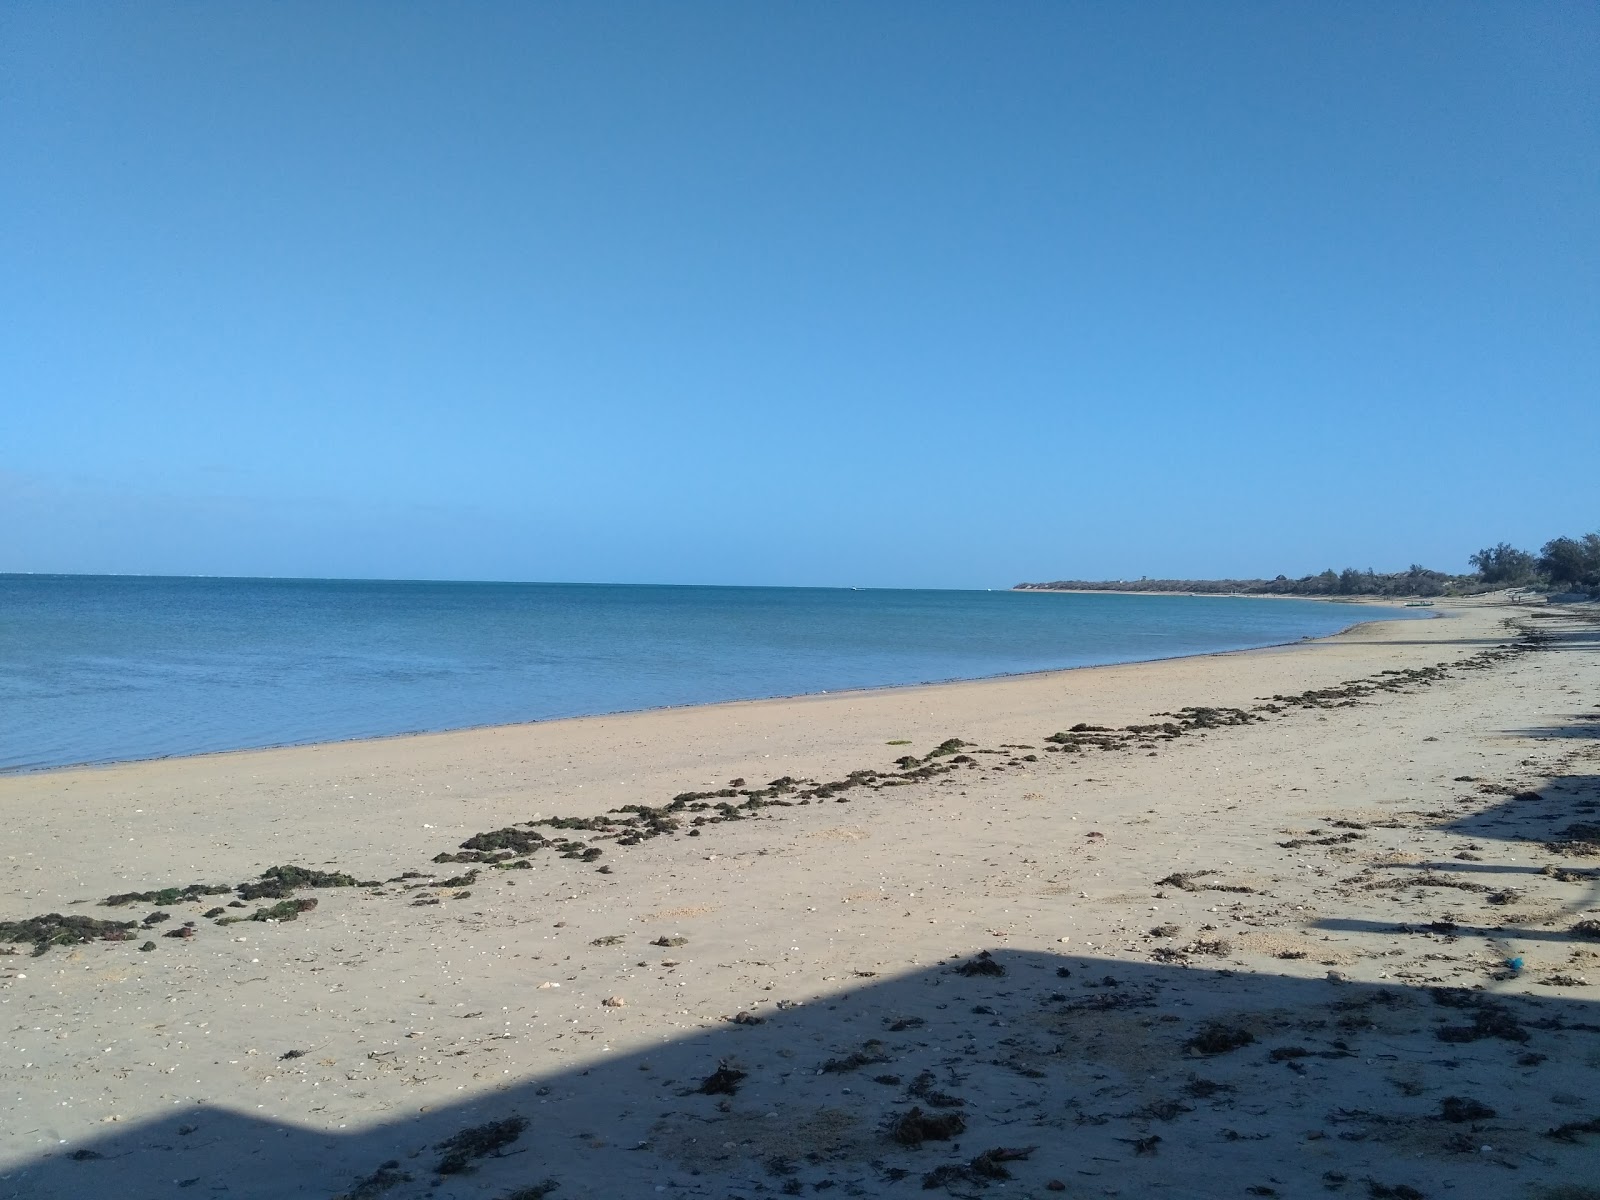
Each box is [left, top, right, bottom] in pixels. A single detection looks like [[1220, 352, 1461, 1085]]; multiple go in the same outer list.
[[0, 576, 1424, 773]]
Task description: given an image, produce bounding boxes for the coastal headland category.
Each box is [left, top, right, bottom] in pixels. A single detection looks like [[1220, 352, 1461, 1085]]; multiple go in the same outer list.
[[3, 595, 1598, 1198]]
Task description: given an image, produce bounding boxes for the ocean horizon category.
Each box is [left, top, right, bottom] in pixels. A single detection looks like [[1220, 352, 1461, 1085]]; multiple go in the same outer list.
[[0, 574, 1426, 774]]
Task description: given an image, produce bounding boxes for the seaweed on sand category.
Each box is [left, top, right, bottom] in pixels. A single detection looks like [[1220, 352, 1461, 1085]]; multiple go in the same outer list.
[[921, 1146, 1034, 1188], [953, 950, 1005, 977], [907, 1070, 966, 1109], [102, 883, 233, 907], [696, 1063, 746, 1095], [332, 1160, 411, 1200], [434, 1115, 529, 1174], [0, 913, 138, 956], [1156, 870, 1255, 895], [1185, 1023, 1255, 1055], [215, 897, 318, 925], [819, 1041, 891, 1073], [888, 1106, 966, 1147], [1438, 1097, 1495, 1123], [1430, 990, 1529, 1044], [1544, 1116, 1600, 1144], [237, 865, 374, 901]]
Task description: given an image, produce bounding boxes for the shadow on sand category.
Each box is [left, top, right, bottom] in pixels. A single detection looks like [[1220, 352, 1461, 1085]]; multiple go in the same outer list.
[[7, 941, 1599, 1200]]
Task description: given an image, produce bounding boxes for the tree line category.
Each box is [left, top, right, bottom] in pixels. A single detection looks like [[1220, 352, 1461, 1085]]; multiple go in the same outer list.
[[1016, 527, 1600, 599]]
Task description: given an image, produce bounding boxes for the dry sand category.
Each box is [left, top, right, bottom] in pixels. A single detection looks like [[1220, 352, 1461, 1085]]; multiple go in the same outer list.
[[2, 596, 1598, 1199]]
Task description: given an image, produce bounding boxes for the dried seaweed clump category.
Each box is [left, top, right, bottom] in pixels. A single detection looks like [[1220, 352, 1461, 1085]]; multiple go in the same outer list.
[[434, 1115, 529, 1174], [1431, 989, 1529, 1044], [333, 1160, 411, 1200], [889, 1106, 966, 1147], [1185, 1023, 1255, 1055], [953, 950, 1006, 977], [237, 865, 374, 901], [101, 883, 233, 907], [697, 1063, 747, 1095], [215, 897, 318, 925], [820, 1041, 891, 1074], [0, 913, 138, 956]]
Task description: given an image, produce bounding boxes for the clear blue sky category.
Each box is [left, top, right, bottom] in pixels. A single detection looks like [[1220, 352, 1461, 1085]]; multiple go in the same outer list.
[[3, 4, 1595, 588]]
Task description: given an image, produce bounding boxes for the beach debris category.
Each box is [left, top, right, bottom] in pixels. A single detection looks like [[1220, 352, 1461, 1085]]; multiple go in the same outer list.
[[434, 1115, 528, 1174], [1130, 1098, 1194, 1121], [101, 883, 233, 907], [601, 996, 625, 1007], [920, 1146, 1034, 1188], [819, 1040, 891, 1073], [1438, 1097, 1495, 1123], [1544, 1116, 1600, 1143], [952, 950, 1005, 977], [1545, 827, 1600, 856], [888, 1106, 966, 1146], [1184, 1023, 1255, 1055], [907, 1070, 966, 1108], [1570, 919, 1600, 939], [1431, 989, 1529, 1043], [161, 924, 196, 939], [139, 941, 155, 952], [332, 1160, 411, 1200], [651, 935, 688, 948], [1155, 870, 1254, 894], [729, 1010, 764, 1025], [0, 913, 138, 956], [237, 865, 373, 900], [696, 1063, 746, 1095], [216, 897, 317, 924], [1278, 831, 1364, 849], [1364, 1183, 1424, 1200]]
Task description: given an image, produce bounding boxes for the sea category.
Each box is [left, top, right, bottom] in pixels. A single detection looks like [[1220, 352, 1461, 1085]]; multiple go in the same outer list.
[[0, 575, 1427, 774]]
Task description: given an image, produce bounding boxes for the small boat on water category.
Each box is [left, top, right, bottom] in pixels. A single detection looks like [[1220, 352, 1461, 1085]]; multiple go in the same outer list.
[[1404, 600, 1435, 607]]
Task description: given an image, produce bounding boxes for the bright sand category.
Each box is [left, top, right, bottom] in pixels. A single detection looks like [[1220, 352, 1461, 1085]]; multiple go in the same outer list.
[[2, 596, 1598, 1198]]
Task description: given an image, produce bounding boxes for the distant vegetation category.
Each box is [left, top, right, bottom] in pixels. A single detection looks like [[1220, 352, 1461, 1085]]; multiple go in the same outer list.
[[1017, 527, 1600, 599]]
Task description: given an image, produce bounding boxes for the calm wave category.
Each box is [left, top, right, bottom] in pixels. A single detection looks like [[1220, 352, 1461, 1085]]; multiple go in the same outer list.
[[0, 576, 1425, 772]]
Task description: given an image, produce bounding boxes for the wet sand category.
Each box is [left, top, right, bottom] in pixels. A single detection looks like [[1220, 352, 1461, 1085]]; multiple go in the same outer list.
[[2, 595, 1598, 1198]]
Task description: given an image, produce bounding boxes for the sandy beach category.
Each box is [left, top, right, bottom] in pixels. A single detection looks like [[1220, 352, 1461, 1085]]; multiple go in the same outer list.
[[3, 595, 1598, 1199]]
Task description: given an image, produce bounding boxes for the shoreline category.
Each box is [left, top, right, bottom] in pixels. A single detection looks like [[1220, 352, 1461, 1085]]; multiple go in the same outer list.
[[1, 602, 1432, 781], [5, 593, 1597, 1199], [1012, 585, 1470, 602]]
